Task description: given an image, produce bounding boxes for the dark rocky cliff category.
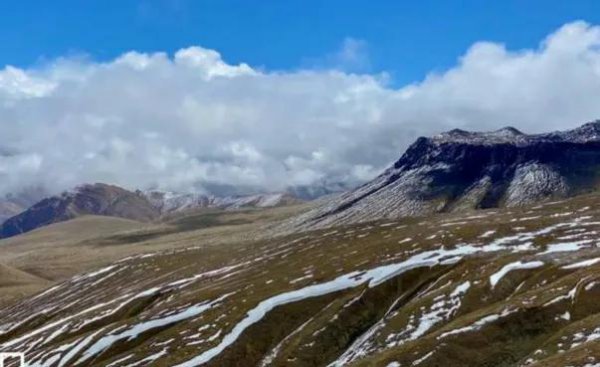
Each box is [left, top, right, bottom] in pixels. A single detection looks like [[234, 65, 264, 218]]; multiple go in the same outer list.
[[296, 121, 600, 228]]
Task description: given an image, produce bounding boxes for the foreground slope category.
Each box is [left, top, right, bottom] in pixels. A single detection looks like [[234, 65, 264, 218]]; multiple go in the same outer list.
[[2, 194, 600, 366], [295, 120, 600, 229]]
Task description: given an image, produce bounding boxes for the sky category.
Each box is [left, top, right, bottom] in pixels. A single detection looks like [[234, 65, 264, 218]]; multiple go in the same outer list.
[[2, 1, 600, 196], [3, 1, 600, 83]]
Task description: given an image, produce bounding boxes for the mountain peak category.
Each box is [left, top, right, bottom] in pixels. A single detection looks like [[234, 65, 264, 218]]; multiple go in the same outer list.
[[494, 126, 523, 136], [433, 126, 528, 145]]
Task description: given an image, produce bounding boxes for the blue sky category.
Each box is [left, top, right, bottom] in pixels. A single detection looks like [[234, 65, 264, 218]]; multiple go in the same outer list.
[[2, 1, 600, 84]]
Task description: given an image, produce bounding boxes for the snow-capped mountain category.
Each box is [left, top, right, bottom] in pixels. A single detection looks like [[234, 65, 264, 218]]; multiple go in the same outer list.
[[144, 190, 301, 214], [295, 120, 600, 229]]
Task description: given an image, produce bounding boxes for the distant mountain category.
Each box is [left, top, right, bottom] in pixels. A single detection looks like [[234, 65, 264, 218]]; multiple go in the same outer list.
[[0, 200, 24, 224], [0, 187, 47, 223], [0, 183, 160, 238], [295, 120, 600, 228], [0, 184, 303, 238], [144, 190, 302, 214], [285, 182, 353, 200]]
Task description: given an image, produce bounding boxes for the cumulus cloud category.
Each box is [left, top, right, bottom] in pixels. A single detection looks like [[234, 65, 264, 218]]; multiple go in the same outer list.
[[2, 21, 600, 196]]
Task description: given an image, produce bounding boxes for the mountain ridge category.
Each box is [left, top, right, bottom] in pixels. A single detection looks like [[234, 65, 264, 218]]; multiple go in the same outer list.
[[0, 183, 159, 238], [294, 120, 600, 229], [0, 184, 304, 238]]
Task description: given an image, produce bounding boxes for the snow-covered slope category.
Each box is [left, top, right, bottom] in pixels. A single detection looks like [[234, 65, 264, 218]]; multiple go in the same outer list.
[[294, 120, 600, 229]]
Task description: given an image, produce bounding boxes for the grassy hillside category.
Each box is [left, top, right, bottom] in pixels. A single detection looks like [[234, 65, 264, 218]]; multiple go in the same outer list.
[[0, 204, 310, 307], [2, 196, 600, 365]]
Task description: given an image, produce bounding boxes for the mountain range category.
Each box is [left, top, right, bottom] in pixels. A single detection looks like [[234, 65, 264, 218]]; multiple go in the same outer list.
[[0, 184, 302, 238], [4, 121, 600, 366], [7, 121, 600, 238]]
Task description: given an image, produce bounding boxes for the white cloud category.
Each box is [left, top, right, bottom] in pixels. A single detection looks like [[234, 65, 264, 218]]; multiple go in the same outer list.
[[1, 21, 600, 196], [0, 66, 56, 101], [174, 47, 255, 78], [305, 37, 371, 72]]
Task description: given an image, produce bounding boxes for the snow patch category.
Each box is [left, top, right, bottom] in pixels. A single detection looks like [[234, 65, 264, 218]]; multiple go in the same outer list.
[[489, 261, 544, 289]]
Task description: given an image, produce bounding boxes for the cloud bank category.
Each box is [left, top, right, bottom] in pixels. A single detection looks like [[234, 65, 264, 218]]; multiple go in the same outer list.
[[2, 21, 600, 196]]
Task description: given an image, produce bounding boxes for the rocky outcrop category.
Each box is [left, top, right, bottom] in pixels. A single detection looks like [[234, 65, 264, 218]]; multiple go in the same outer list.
[[297, 121, 600, 228]]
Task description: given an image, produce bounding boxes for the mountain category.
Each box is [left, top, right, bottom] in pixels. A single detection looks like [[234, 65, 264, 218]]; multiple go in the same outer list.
[[0, 185, 304, 239], [295, 120, 600, 229], [0, 187, 47, 223], [0, 183, 160, 238], [285, 182, 353, 200], [2, 193, 600, 366], [0, 200, 24, 224], [144, 190, 302, 214]]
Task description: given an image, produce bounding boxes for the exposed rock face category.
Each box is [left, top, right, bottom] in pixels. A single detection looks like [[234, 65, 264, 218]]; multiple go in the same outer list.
[[297, 121, 600, 228], [0, 183, 159, 238]]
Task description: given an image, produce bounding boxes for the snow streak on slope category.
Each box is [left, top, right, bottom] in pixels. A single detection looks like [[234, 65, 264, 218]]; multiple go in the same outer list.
[[489, 261, 544, 289]]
